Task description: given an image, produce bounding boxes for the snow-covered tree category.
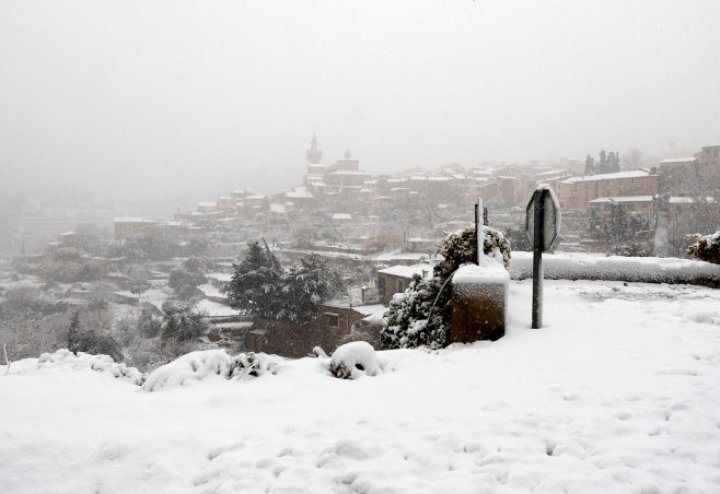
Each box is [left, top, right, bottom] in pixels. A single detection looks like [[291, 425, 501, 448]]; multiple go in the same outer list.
[[584, 154, 595, 175], [67, 309, 124, 362], [168, 267, 206, 300], [224, 241, 283, 317], [381, 227, 511, 350], [138, 307, 162, 338], [278, 255, 342, 323], [67, 311, 80, 353], [225, 241, 342, 323], [585, 150, 621, 175], [160, 302, 207, 342]]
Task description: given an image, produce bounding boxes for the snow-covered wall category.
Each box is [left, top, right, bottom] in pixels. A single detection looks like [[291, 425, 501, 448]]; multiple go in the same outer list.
[[510, 252, 720, 286]]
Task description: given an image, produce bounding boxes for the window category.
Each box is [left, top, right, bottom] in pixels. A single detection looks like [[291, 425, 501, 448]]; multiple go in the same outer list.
[[327, 313, 339, 327]]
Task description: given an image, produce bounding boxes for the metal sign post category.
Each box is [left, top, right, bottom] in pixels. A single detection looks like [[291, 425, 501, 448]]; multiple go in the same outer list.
[[525, 185, 561, 329], [531, 191, 545, 328], [475, 197, 484, 264]]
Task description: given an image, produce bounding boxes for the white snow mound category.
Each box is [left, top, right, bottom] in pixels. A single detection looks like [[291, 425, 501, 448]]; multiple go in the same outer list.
[[5, 349, 145, 385], [143, 349, 233, 392], [229, 352, 284, 380], [329, 341, 382, 379]]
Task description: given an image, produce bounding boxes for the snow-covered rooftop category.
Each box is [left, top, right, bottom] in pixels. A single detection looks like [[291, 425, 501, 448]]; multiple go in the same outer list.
[[208, 272, 233, 282], [668, 196, 716, 204], [194, 299, 240, 317], [351, 304, 387, 317], [535, 168, 568, 177], [588, 195, 655, 203], [659, 157, 697, 165], [286, 189, 314, 199], [113, 217, 157, 224], [377, 263, 434, 280], [329, 170, 368, 176], [560, 170, 652, 185]]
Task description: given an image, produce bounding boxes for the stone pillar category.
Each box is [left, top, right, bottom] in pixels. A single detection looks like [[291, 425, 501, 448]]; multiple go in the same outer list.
[[451, 262, 509, 342]]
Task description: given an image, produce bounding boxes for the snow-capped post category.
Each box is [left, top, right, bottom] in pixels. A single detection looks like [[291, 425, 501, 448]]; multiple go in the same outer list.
[[525, 185, 561, 329], [475, 197, 484, 264]]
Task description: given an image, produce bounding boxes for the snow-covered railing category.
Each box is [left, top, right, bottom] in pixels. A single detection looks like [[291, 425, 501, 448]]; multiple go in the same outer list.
[[509, 252, 720, 286]]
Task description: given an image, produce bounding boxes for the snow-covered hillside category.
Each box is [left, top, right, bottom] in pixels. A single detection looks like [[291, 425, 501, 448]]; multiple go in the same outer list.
[[2, 279, 720, 493]]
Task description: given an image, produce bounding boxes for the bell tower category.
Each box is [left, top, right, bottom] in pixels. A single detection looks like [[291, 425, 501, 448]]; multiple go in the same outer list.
[[306, 135, 323, 164]]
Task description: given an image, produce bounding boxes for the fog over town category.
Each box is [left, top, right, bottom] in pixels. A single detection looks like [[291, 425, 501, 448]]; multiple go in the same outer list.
[[1, 1, 719, 200], [1, 2, 720, 493]]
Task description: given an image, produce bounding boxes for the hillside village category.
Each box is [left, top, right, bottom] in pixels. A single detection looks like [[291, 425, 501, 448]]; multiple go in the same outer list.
[[1, 139, 719, 366]]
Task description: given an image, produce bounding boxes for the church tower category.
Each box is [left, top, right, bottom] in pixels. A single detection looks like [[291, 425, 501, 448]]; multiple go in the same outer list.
[[306, 135, 323, 164]]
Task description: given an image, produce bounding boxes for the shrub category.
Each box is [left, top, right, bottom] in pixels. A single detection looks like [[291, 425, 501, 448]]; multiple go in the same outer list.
[[138, 307, 162, 338], [329, 341, 381, 379], [688, 232, 720, 264], [381, 227, 511, 350], [160, 302, 207, 342], [168, 267, 206, 299], [68, 311, 124, 362]]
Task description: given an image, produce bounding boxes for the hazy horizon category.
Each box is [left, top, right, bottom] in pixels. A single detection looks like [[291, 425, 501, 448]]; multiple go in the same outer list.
[[1, 0, 719, 202]]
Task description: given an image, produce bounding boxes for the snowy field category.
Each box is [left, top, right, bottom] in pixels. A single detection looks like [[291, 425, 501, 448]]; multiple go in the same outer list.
[[2, 279, 720, 493]]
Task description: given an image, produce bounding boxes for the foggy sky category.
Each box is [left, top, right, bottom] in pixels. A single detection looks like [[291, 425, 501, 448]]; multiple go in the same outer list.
[[1, 0, 719, 201]]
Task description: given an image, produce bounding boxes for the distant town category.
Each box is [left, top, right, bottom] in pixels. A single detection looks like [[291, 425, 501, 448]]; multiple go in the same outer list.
[[1, 138, 718, 366]]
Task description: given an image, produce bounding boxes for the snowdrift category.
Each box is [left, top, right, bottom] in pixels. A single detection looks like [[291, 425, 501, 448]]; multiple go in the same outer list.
[[5, 349, 146, 385], [2, 280, 720, 493]]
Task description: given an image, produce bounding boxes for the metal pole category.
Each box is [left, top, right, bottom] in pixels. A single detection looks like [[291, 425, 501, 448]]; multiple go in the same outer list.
[[532, 190, 545, 329], [476, 197, 484, 264]]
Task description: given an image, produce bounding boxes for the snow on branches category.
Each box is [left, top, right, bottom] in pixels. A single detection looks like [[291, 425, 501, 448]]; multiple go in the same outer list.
[[381, 227, 511, 350], [224, 241, 342, 324], [688, 232, 720, 264]]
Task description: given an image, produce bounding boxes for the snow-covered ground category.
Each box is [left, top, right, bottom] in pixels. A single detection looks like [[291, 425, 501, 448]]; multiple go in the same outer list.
[[2, 279, 720, 493]]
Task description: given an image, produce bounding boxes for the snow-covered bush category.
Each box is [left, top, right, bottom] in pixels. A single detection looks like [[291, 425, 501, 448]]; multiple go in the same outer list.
[[143, 349, 284, 391], [143, 349, 234, 391], [329, 341, 381, 379], [228, 352, 283, 380], [437, 226, 511, 270], [68, 311, 124, 363], [688, 232, 720, 264], [7, 349, 146, 385], [382, 275, 449, 349], [381, 227, 510, 350], [160, 302, 208, 342]]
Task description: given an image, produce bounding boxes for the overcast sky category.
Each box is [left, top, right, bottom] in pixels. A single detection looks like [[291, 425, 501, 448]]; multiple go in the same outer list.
[[1, 0, 719, 201]]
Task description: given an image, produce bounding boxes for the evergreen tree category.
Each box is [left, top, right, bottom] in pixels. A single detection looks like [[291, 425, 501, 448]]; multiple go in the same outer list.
[[225, 241, 283, 317], [67, 310, 124, 361], [584, 154, 595, 175], [68, 311, 80, 354], [279, 255, 342, 323], [168, 267, 206, 299], [138, 307, 162, 338], [225, 241, 342, 322], [599, 150, 608, 173], [607, 151, 620, 173]]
